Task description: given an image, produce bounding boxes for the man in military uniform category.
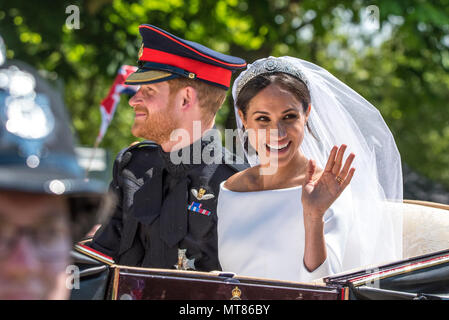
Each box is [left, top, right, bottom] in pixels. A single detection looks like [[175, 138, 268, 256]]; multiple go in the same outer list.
[[90, 24, 248, 271], [0, 52, 109, 299]]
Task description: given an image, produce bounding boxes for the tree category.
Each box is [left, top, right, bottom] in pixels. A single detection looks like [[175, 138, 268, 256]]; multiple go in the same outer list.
[[1, 0, 448, 188]]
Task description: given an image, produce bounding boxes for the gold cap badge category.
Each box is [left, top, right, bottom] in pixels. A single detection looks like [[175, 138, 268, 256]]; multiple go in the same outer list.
[[138, 43, 144, 59]]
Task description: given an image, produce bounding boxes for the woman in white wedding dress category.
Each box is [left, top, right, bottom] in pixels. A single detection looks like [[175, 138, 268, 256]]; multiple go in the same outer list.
[[217, 56, 403, 283]]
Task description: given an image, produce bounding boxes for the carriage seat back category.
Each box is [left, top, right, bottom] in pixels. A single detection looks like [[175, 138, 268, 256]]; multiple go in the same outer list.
[[402, 200, 449, 259]]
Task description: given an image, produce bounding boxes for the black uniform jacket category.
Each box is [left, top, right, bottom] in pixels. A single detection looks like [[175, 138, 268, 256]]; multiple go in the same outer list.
[[90, 133, 248, 271]]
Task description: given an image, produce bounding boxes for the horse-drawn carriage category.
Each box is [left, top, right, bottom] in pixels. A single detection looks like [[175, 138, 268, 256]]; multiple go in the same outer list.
[[71, 199, 449, 300]]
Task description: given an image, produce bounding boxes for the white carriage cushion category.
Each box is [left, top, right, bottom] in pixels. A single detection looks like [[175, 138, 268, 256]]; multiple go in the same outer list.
[[402, 202, 449, 259]]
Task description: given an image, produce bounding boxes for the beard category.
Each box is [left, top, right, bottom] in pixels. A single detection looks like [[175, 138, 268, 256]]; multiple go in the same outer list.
[[131, 102, 179, 144]]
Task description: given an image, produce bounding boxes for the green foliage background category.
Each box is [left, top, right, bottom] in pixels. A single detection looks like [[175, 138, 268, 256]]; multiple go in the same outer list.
[[1, 0, 449, 187]]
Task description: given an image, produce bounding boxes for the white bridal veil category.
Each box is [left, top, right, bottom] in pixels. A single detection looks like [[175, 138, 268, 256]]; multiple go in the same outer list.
[[231, 56, 403, 269]]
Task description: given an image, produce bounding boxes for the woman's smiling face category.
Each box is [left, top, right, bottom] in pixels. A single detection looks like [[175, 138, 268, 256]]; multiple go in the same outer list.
[[239, 83, 310, 169]]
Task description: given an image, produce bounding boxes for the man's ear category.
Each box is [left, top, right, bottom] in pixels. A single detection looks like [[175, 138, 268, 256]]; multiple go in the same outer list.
[[180, 86, 198, 111]]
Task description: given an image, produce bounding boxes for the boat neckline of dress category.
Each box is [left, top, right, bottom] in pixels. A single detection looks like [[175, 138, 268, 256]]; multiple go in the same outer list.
[[220, 181, 302, 194]]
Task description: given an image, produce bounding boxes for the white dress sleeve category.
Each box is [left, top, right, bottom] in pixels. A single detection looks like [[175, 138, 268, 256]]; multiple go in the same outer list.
[[299, 258, 332, 282], [299, 187, 355, 281]]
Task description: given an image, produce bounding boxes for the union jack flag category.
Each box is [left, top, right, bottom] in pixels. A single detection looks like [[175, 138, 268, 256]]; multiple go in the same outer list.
[[97, 65, 138, 142]]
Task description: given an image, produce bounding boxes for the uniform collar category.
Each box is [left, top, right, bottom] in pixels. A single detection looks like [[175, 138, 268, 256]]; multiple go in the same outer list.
[[158, 128, 221, 177]]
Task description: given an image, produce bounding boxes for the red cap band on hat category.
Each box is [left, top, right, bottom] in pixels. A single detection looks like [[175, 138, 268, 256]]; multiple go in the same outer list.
[[140, 25, 246, 68], [140, 48, 232, 88]]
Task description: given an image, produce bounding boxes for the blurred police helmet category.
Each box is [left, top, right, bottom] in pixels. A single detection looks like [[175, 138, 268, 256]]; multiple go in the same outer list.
[[0, 57, 113, 242]]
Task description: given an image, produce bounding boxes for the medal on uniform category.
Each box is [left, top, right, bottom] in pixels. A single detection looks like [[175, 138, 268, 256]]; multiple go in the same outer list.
[[191, 187, 215, 200], [188, 201, 211, 216], [175, 248, 196, 270]]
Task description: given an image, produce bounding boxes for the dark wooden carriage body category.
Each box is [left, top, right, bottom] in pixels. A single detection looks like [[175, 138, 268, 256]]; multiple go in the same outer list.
[[71, 244, 449, 300]]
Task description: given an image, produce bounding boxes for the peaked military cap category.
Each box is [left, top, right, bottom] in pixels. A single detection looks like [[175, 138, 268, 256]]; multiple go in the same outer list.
[[125, 24, 247, 89]]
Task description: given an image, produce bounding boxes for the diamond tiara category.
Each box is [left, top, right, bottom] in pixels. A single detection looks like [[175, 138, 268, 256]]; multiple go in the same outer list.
[[235, 57, 309, 98]]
